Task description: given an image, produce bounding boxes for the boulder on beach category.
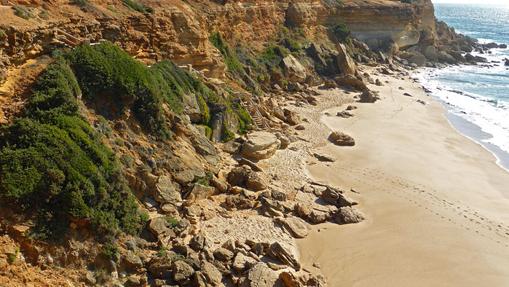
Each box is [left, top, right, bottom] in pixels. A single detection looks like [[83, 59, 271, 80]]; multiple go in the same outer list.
[[334, 207, 365, 224], [328, 131, 355, 146], [241, 131, 281, 161]]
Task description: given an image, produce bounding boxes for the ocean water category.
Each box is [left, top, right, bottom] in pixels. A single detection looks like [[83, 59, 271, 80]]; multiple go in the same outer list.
[[419, 3, 509, 170]]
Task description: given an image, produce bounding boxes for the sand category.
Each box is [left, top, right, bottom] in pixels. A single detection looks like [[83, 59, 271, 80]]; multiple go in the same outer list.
[[298, 73, 509, 286]]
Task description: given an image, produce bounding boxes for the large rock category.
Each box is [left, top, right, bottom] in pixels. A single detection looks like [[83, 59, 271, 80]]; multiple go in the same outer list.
[[241, 132, 281, 161], [171, 260, 195, 282], [275, 216, 309, 239], [233, 252, 258, 272], [320, 186, 356, 207], [188, 183, 217, 200], [294, 203, 335, 224], [334, 75, 367, 91], [328, 131, 355, 146], [336, 43, 356, 76], [201, 261, 222, 285], [279, 270, 327, 287], [334, 207, 365, 224], [148, 217, 176, 240], [121, 252, 143, 273], [268, 242, 300, 270], [358, 89, 379, 103], [155, 176, 182, 206], [241, 263, 280, 287], [283, 109, 300, 126], [213, 247, 234, 262], [408, 52, 427, 66], [282, 54, 307, 82], [227, 166, 267, 191]]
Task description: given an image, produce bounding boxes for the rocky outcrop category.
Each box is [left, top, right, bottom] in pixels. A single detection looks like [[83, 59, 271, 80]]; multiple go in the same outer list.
[[241, 131, 281, 161]]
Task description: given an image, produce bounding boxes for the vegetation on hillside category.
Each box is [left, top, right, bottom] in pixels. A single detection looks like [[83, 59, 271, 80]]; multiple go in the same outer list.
[[0, 59, 145, 240], [0, 41, 255, 239], [210, 28, 308, 91]]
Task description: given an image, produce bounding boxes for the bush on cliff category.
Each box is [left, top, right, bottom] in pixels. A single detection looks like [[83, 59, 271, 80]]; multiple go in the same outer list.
[[122, 0, 153, 14], [332, 23, 351, 43], [0, 59, 145, 240], [68, 42, 172, 139]]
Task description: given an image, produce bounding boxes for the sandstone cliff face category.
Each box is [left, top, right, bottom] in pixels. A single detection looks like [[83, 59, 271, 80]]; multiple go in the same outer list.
[[0, 0, 440, 82], [325, 0, 436, 51]]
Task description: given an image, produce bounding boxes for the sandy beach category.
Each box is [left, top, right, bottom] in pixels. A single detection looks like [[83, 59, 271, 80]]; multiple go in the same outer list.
[[298, 72, 509, 286]]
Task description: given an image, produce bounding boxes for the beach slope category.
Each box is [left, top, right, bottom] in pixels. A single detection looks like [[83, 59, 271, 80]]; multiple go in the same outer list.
[[299, 74, 509, 287]]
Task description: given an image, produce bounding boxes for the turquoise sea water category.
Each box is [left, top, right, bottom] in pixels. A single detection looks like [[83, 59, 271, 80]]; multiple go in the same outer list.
[[419, 3, 509, 170]]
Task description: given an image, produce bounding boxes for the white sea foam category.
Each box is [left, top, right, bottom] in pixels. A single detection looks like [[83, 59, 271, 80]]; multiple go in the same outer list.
[[417, 67, 509, 157]]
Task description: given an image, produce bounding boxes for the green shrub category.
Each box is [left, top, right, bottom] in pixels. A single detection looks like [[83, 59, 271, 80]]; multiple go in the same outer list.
[[210, 32, 244, 74], [122, 0, 153, 14], [234, 102, 252, 134], [13, 5, 33, 20], [67, 42, 171, 139], [0, 29, 6, 40], [0, 59, 145, 240], [101, 242, 120, 262], [332, 23, 351, 43], [258, 45, 289, 67]]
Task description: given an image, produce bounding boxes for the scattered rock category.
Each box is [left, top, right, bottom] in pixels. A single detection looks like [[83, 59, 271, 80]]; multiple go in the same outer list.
[[241, 263, 280, 287], [213, 248, 234, 262], [358, 89, 379, 103], [321, 186, 356, 207], [189, 183, 216, 200], [313, 152, 335, 162], [328, 131, 355, 146], [268, 242, 300, 270], [275, 216, 310, 239], [201, 261, 222, 285], [336, 111, 353, 118], [227, 166, 267, 191], [295, 124, 305, 130], [284, 109, 301, 126], [233, 252, 258, 272], [148, 217, 176, 240], [334, 207, 365, 224], [171, 260, 195, 282], [154, 176, 182, 206], [403, 92, 413, 97]]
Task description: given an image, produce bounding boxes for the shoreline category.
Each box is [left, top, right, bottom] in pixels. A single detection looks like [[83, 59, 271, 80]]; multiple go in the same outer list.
[[297, 68, 509, 286], [416, 64, 509, 172], [445, 112, 509, 173]]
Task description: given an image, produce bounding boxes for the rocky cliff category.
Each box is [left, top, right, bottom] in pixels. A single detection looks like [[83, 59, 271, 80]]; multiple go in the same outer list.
[[0, 0, 470, 84]]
